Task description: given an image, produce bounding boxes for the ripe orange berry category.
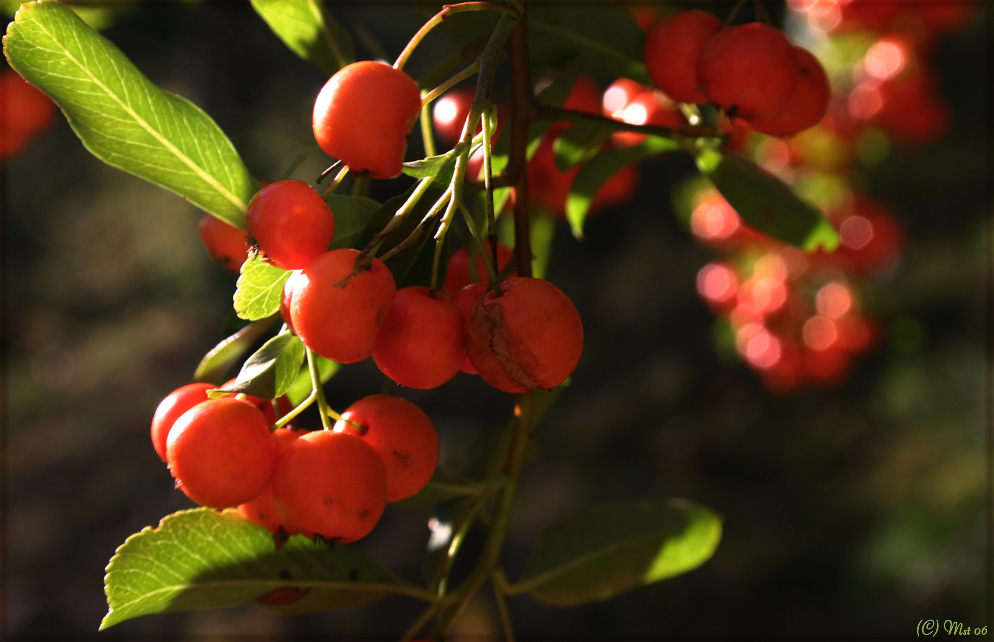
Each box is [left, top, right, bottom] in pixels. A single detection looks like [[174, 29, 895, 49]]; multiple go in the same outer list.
[[463, 277, 584, 393], [747, 46, 830, 137], [697, 23, 799, 121], [245, 180, 335, 271], [166, 398, 278, 509], [150, 383, 214, 462], [644, 10, 723, 105], [238, 427, 305, 533], [289, 249, 396, 364], [334, 395, 439, 502], [313, 61, 422, 179], [372, 286, 466, 390], [198, 214, 252, 272], [272, 430, 387, 543]]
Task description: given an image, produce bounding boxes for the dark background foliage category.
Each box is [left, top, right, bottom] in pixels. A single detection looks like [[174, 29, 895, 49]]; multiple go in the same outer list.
[[2, 1, 990, 639]]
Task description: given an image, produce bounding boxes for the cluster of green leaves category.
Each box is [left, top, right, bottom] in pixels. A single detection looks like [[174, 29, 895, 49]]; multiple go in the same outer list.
[[2, 0, 842, 631]]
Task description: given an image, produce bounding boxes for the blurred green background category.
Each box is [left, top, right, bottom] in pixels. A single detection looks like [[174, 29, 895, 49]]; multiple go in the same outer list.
[[2, 1, 990, 639]]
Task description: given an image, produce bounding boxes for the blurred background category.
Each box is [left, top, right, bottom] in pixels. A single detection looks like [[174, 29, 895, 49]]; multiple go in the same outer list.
[[2, 1, 990, 639]]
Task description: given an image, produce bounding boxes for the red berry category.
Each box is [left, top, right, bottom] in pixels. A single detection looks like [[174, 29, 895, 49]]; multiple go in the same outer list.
[[452, 281, 490, 374], [166, 398, 278, 509], [198, 214, 252, 271], [747, 46, 830, 137], [0, 69, 56, 158], [463, 277, 584, 393], [150, 383, 214, 462], [644, 10, 723, 105], [220, 377, 293, 427], [334, 395, 439, 502], [313, 61, 422, 179], [280, 270, 301, 334], [238, 427, 305, 533], [373, 286, 467, 390], [245, 180, 335, 271], [289, 249, 396, 364], [697, 23, 799, 121], [272, 430, 387, 543]]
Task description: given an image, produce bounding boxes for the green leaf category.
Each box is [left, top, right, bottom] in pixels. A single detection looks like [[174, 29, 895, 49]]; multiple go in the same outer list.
[[284, 353, 339, 407], [193, 318, 278, 383], [216, 332, 305, 400], [552, 120, 615, 171], [402, 149, 460, 179], [3, 1, 257, 227], [250, 0, 352, 76], [511, 499, 722, 607], [101, 508, 431, 629], [566, 137, 677, 238], [695, 148, 840, 252], [233, 258, 291, 321], [327, 194, 383, 251], [528, 2, 649, 84]]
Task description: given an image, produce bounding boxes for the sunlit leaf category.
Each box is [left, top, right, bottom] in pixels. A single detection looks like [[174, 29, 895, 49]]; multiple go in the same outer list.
[[233, 258, 290, 321], [511, 499, 721, 607], [250, 0, 352, 76], [101, 508, 431, 629], [213, 332, 304, 400], [284, 353, 339, 407], [3, 1, 257, 226], [696, 148, 840, 252]]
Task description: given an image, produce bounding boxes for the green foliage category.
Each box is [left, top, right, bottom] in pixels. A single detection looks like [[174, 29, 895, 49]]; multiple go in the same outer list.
[[326, 194, 385, 250], [284, 353, 338, 406], [250, 0, 353, 76], [233, 258, 291, 321], [527, 1, 649, 83], [193, 319, 278, 383], [217, 332, 305, 400], [3, 0, 257, 227], [696, 148, 841, 252], [566, 136, 679, 238], [510, 500, 722, 606], [101, 508, 431, 629]]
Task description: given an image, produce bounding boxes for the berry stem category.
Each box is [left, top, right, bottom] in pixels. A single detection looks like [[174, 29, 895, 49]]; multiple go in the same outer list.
[[306, 348, 332, 430], [272, 390, 316, 429], [325, 407, 363, 433], [393, 2, 517, 72], [535, 103, 716, 139], [419, 105, 436, 159], [458, 203, 500, 285], [319, 164, 349, 199], [439, 391, 537, 634], [480, 100, 500, 276], [507, 8, 533, 279], [420, 60, 480, 107], [492, 580, 516, 642]]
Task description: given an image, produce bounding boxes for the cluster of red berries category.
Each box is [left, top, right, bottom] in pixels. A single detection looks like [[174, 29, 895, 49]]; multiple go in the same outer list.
[[692, 187, 890, 392], [1, 67, 56, 159], [276, 232, 581, 394], [791, 0, 964, 152], [170, 58, 586, 541], [644, 11, 830, 138], [151, 386, 438, 543]]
